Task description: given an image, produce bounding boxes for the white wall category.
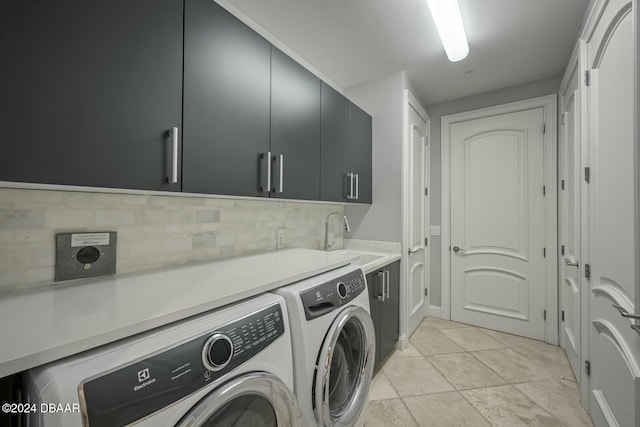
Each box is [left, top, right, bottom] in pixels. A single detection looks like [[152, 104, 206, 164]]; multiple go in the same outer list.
[[426, 75, 562, 307], [343, 71, 406, 243]]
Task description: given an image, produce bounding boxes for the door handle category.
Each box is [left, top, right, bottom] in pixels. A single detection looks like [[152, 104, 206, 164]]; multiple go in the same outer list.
[[452, 246, 466, 254], [612, 304, 640, 320], [167, 127, 179, 184], [408, 247, 424, 255], [272, 154, 284, 193], [261, 152, 271, 193], [376, 271, 386, 301], [564, 259, 579, 267]]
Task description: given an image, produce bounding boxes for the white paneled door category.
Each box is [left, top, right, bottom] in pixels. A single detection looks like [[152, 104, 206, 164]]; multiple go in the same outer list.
[[450, 108, 547, 339], [559, 89, 582, 381], [406, 100, 429, 336], [585, 0, 640, 425]]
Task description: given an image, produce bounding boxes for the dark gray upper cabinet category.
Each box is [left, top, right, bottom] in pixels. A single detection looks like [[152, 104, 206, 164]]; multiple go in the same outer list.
[[0, 0, 183, 191], [349, 104, 373, 204], [320, 83, 373, 203], [320, 83, 351, 202], [270, 48, 321, 200], [182, 0, 271, 197]]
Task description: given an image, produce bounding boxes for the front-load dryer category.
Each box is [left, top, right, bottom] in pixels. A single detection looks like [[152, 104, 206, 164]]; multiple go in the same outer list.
[[22, 293, 302, 427], [272, 265, 375, 427]]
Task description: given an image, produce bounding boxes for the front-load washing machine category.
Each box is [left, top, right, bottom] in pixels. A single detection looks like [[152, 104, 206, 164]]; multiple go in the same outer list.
[[272, 265, 375, 427], [22, 293, 302, 427]]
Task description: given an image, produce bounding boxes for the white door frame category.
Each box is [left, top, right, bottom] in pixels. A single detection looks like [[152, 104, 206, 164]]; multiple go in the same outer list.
[[441, 95, 558, 344], [400, 89, 430, 345], [635, 0, 640, 344], [558, 38, 591, 405]]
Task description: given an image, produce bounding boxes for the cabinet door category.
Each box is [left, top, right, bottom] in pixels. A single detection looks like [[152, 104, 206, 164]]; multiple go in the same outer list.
[[320, 83, 351, 202], [366, 271, 382, 367], [379, 261, 400, 363], [0, 0, 183, 191], [349, 103, 373, 203], [182, 0, 270, 197], [270, 48, 320, 200]]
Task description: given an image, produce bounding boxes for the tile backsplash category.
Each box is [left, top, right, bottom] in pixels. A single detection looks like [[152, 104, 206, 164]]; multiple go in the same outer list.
[[0, 188, 344, 294]]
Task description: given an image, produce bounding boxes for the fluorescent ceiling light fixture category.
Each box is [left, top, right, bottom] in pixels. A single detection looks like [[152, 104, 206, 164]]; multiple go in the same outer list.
[[427, 0, 469, 62]]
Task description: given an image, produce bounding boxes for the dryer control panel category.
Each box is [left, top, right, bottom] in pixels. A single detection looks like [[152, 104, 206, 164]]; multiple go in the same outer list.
[[300, 268, 366, 320], [79, 303, 285, 427]]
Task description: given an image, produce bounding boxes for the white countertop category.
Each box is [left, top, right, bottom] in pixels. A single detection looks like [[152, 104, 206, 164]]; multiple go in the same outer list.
[[0, 248, 357, 378]]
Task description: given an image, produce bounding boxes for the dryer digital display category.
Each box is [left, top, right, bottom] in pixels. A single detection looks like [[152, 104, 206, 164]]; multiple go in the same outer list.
[[78, 303, 284, 427]]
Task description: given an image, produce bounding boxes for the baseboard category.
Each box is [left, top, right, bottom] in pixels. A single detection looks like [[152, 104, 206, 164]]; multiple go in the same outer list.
[[396, 333, 409, 350], [427, 305, 443, 318]]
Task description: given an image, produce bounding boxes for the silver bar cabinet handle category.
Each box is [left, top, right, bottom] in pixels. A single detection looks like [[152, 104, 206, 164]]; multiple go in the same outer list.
[[167, 127, 179, 184], [273, 154, 284, 193], [354, 173, 359, 200], [564, 259, 579, 267], [384, 270, 390, 299], [261, 152, 271, 192], [346, 173, 355, 199], [377, 271, 385, 301]]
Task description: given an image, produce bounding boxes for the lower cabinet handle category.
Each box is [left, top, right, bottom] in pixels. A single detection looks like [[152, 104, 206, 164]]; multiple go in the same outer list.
[[384, 270, 390, 299], [377, 271, 385, 301], [261, 152, 271, 193], [167, 127, 179, 184]]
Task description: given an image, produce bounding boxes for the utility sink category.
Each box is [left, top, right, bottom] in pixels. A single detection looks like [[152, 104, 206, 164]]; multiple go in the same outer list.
[[333, 250, 384, 265], [351, 253, 386, 265], [332, 250, 397, 273]]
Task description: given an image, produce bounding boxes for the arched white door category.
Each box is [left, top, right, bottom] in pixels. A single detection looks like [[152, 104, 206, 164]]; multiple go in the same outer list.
[[585, 0, 640, 425]]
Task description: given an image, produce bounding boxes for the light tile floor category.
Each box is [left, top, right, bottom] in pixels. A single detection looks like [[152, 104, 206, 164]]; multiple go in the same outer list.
[[365, 317, 593, 427]]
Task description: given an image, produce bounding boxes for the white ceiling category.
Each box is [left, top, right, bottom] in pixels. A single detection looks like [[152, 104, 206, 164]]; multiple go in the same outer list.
[[225, 0, 591, 105]]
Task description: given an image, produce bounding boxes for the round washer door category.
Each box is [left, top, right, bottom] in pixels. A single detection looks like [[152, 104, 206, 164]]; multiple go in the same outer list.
[[314, 306, 375, 427], [176, 372, 302, 427]]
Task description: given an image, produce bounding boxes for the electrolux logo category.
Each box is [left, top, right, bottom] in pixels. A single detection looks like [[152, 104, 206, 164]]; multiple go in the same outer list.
[[137, 368, 150, 382], [134, 368, 156, 392]]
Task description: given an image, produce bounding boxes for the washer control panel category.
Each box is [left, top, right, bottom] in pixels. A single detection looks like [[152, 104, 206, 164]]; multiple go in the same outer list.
[[300, 268, 366, 320], [79, 303, 284, 427]]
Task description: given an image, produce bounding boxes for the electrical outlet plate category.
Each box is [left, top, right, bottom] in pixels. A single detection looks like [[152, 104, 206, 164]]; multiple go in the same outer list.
[[276, 228, 286, 249], [55, 232, 117, 282]]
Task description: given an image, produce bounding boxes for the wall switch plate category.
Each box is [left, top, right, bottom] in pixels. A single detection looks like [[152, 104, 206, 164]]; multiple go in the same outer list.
[[55, 232, 117, 281], [430, 225, 441, 236]]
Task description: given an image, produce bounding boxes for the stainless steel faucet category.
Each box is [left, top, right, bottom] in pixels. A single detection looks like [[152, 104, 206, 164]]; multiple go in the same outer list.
[[324, 211, 350, 251]]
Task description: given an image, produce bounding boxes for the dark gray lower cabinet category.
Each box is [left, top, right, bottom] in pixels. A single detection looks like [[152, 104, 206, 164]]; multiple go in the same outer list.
[[270, 48, 321, 200], [0, 0, 183, 191], [182, 0, 271, 197], [367, 260, 400, 368]]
